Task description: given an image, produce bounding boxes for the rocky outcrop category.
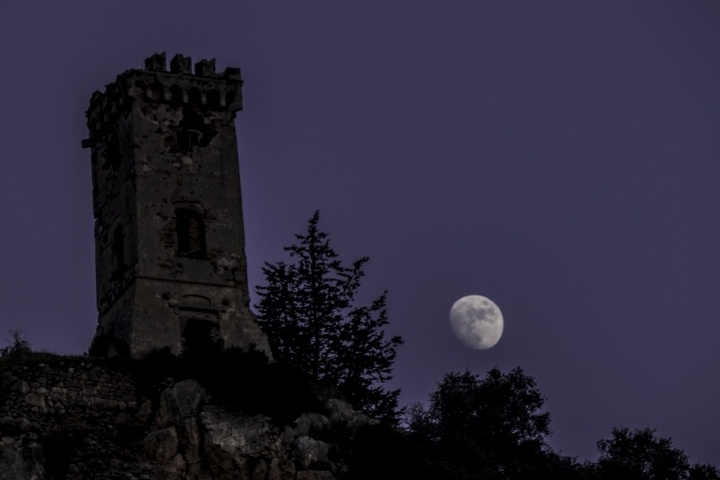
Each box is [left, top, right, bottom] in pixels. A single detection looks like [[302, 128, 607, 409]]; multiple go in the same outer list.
[[140, 380, 372, 479], [0, 440, 44, 480], [0, 360, 379, 479]]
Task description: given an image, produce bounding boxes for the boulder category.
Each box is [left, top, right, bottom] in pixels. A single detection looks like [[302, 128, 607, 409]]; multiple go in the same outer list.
[[200, 406, 276, 459], [296, 470, 336, 480], [292, 436, 330, 470], [179, 417, 202, 464], [157, 380, 206, 427], [162, 453, 186, 479], [0, 441, 44, 480], [268, 457, 296, 480], [142, 427, 179, 463], [253, 458, 268, 479], [23, 394, 45, 408], [292, 412, 331, 438], [325, 398, 377, 429]]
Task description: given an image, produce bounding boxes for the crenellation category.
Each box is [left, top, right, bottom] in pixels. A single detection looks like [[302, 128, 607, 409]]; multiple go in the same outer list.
[[144, 52, 167, 71], [194, 58, 216, 77], [170, 53, 192, 74], [83, 57, 243, 147]]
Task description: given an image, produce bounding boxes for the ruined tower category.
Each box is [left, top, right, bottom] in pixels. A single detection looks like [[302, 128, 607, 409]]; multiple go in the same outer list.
[[82, 53, 271, 359]]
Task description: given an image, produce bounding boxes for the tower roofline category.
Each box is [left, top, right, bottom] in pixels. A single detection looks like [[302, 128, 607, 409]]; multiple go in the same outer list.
[[144, 52, 241, 80], [82, 53, 243, 149]]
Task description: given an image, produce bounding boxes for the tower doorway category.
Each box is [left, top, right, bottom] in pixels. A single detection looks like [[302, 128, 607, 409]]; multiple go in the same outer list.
[[182, 318, 222, 358]]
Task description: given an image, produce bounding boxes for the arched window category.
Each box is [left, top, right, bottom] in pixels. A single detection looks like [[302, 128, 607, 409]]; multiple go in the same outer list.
[[134, 80, 146, 97], [188, 87, 202, 106], [176, 209, 207, 258], [206, 89, 221, 108], [170, 85, 184, 103], [150, 82, 165, 101]]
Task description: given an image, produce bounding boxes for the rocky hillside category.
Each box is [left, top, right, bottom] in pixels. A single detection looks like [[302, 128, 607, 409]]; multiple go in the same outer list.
[[0, 357, 392, 480]]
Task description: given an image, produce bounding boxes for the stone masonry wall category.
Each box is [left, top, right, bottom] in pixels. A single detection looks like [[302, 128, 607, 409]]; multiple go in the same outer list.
[[1, 361, 137, 422], [0, 360, 142, 479]]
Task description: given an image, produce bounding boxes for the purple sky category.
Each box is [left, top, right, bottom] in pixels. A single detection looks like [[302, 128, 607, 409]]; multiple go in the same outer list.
[[1, 2, 719, 465]]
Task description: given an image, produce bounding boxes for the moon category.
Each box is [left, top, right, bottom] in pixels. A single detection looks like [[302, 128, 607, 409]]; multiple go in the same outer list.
[[449, 295, 504, 350]]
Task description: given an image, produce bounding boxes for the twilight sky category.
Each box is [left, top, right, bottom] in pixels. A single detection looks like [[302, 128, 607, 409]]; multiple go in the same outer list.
[[1, 1, 719, 466]]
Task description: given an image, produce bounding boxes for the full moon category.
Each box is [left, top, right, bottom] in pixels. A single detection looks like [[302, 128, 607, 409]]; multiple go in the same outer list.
[[449, 295, 504, 350]]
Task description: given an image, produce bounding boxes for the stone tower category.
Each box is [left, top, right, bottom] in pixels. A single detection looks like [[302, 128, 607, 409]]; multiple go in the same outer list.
[[82, 53, 271, 359]]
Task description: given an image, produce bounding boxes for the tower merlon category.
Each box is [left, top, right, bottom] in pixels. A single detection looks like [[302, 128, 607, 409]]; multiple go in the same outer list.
[[195, 59, 216, 77], [170, 54, 192, 74], [144, 52, 167, 72]]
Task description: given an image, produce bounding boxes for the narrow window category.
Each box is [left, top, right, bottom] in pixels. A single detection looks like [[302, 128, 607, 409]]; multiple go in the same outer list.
[[177, 209, 206, 258], [207, 89, 220, 108], [105, 131, 121, 168], [188, 88, 202, 106], [111, 224, 125, 279], [176, 128, 202, 152], [176, 110, 206, 152], [150, 82, 165, 101], [170, 85, 184, 103]]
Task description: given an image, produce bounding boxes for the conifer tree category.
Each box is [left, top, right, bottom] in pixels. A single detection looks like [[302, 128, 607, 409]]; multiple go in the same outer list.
[[255, 211, 403, 422]]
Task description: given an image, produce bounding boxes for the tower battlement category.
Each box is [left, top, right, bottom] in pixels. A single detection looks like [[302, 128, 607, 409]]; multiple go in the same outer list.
[[83, 54, 271, 360], [83, 53, 243, 149]]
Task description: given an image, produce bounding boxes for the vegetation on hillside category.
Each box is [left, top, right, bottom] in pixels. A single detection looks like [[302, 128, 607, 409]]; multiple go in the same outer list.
[[400, 368, 720, 479], [254, 211, 403, 423]]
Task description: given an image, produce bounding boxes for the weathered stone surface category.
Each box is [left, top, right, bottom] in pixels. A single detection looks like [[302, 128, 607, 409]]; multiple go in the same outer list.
[[161, 453, 187, 479], [0, 416, 31, 434], [14, 381, 30, 394], [296, 470, 337, 480], [293, 412, 331, 438], [135, 398, 154, 425], [200, 406, 276, 458], [268, 457, 296, 480], [0, 441, 44, 480], [23, 394, 45, 408], [142, 427, 179, 463], [326, 398, 377, 429], [179, 417, 202, 464], [253, 458, 268, 479], [292, 436, 330, 470], [157, 379, 205, 427]]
